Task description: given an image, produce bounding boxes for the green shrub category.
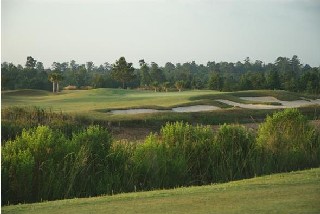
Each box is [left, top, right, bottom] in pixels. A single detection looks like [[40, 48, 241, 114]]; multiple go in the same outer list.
[[1, 126, 68, 203], [133, 134, 166, 190], [2, 109, 320, 205], [133, 133, 188, 190], [2, 148, 34, 205], [69, 125, 113, 196], [108, 140, 136, 193], [214, 124, 255, 181], [256, 108, 319, 173], [160, 122, 215, 185]]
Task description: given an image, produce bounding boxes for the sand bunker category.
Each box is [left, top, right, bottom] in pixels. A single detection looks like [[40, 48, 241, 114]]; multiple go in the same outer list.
[[217, 97, 320, 109], [216, 99, 283, 109], [240, 97, 320, 108], [110, 105, 220, 114], [110, 109, 167, 115], [110, 97, 320, 114], [172, 105, 220, 112]]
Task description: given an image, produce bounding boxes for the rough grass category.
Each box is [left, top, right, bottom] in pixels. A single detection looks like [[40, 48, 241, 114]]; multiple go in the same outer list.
[[1, 89, 51, 97], [2, 168, 320, 214]]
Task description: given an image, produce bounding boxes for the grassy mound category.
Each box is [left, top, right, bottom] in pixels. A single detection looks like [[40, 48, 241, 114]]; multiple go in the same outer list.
[[1, 89, 51, 97], [2, 168, 320, 214]]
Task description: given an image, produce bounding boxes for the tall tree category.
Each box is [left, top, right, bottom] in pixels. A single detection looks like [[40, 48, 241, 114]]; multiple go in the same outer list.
[[275, 57, 290, 74], [208, 73, 224, 91], [70, 60, 78, 71], [104, 62, 112, 71], [49, 73, 57, 93], [290, 55, 301, 74], [86, 61, 94, 72], [266, 70, 281, 90], [175, 80, 185, 92], [52, 62, 61, 71], [74, 67, 88, 87], [244, 57, 251, 71], [139, 59, 151, 87], [55, 73, 64, 92], [111, 57, 136, 89], [150, 62, 166, 84], [191, 77, 203, 89], [25, 56, 37, 69], [49, 72, 63, 93], [163, 62, 175, 82], [35, 62, 44, 71]]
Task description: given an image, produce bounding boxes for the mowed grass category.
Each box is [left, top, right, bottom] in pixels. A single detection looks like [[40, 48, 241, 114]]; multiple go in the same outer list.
[[2, 89, 319, 120], [1, 89, 219, 112], [2, 168, 320, 214]]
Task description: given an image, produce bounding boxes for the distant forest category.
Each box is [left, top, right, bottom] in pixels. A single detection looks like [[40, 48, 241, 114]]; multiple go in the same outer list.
[[1, 55, 320, 94]]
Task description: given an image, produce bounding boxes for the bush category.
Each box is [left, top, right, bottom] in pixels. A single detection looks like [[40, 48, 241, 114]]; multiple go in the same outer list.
[[256, 108, 319, 173], [160, 122, 215, 185], [2, 109, 320, 205], [2, 148, 34, 205], [1, 125, 114, 204], [69, 126, 113, 196], [214, 124, 255, 181], [133, 133, 188, 189], [108, 140, 136, 193], [1, 126, 68, 203]]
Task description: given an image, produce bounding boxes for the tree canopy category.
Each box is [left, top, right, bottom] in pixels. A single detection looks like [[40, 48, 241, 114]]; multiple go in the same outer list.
[[1, 55, 320, 94], [110, 57, 136, 89]]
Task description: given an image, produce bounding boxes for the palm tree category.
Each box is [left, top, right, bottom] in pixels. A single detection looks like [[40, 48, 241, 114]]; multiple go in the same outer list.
[[55, 73, 63, 92], [49, 73, 63, 93], [162, 82, 170, 92], [175, 80, 184, 92], [49, 73, 57, 93], [150, 81, 159, 92]]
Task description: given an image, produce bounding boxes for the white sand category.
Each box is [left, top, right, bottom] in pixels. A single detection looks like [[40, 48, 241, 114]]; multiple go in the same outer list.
[[110, 109, 167, 115], [172, 105, 220, 112], [216, 99, 284, 109], [110, 97, 320, 114], [239, 96, 279, 102], [240, 97, 320, 108], [110, 105, 220, 114]]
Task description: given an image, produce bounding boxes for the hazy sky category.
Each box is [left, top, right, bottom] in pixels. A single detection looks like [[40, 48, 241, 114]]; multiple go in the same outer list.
[[2, 0, 320, 68]]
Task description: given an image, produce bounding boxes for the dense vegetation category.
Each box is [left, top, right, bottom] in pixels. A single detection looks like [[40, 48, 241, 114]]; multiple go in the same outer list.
[[1, 106, 88, 142], [2, 55, 320, 94], [2, 108, 320, 205], [2, 103, 320, 143], [3, 168, 319, 214]]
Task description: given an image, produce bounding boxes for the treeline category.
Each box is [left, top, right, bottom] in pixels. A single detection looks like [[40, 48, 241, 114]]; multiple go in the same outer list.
[[2, 109, 320, 205], [2, 55, 320, 94]]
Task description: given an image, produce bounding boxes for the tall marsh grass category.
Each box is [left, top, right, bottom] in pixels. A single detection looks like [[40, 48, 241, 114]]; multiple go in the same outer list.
[[1, 107, 90, 142], [2, 109, 320, 205]]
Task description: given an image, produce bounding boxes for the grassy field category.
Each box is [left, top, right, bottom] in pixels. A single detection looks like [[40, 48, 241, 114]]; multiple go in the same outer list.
[[2, 168, 320, 214], [1, 89, 218, 112], [2, 89, 320, 141], [2, 89, 319, 120]]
